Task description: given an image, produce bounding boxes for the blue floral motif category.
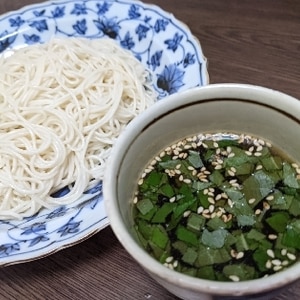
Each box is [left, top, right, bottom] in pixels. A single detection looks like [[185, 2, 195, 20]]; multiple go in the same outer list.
[[9, 16, 25, 27], [57, 218, 82, 236], [46, 206, 68, 219], [29, 235, 49, 247], [0, 0, 207, 266], [96, 2, 112, 15], [33, 10, 46, 17], [136, 24, 149, 41], [93, 17, 120, 38], [71, 3, 87, 16], [52, 6, 65, 18], [0, 243, 20, 257], [84, 181, 102, 194], [183, 52, 196, 68], [23, 34, 40, 44], [149, 50, 163, 71], [154, 18, 169, 33], [165, 32, 183, 52], [21, 223, 46, 235], [73, 19, 87, 35], [0, 30, 17, 52], [128, 4, 141, 19], [29, 20, 48, 32], [120, 31, 135, 50], [157, 64, 185, 94]]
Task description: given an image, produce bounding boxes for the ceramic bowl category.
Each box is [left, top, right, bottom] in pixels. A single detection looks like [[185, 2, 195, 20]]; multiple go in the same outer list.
[[104, 83, 300, 300]]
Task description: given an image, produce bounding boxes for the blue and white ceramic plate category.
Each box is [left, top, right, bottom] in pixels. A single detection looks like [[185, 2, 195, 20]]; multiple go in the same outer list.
[[0, 0, 208, 266]]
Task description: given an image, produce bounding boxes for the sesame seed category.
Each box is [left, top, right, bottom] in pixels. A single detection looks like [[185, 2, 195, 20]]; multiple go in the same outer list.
[[265, 260, 272, 269], [266, 195, 274, 201], [133, 197, 138, 204], [227, 199, 233, 207], [203, 189, 209, 195], [229, 275, 240, 282], [173, 260, 178, 268], [273, 265, 282, 272], [221, 215, 228, 222], [175, 169, 181, 175], [282, 260, 289, 266], [213, 142, 219, 148], [202, 213, 211, 219], [249, 146, 254, 152], [159, 151, 166, 158], [172, 156, 178, 160], [229, 179, 237, 184], [208, 197, 215, 204], [183, 178, 192, 184], [230, 249, 237, 258], [187, 166, 195, 170], [236, 252, 244, 260], [226, 146, 232, 153], [215, 194, 222, 201], [165, 256, 173, 263], [208, 192, 214, 197], [268, 234, 278, 240], [227, 214, 233, 222], [228, 170, 235, 177], [214, 164, 222, 170], [267, 249, 275, 258], [150, 159, 157, 166], [254, 152, 262, 157], [287, 253, 297, 261], [221, 193, 228, 199], [256, 164, 263, 170], [255, 209, 261, 215], [263, 201, 270, 210], [266, 142, 272, 147], [176, 164, 181, 169], [231, 167, 237, 172], [179, 175, 184, 181], [248, 198, 256, 204], [169, 196, 176, 203], [271, 259, 282, 266], [245, 151, 252, 156], [209, 204, 215, 213], [197, 206, 204, 214], [281, 249, 287, 256], [296, 168, 300, 175], [292, 163, 299, 168], [202, 143, 208, 149], [256, 145, 263, 152], [138, 178, 144, 185], [228, 152, 235, 158], [183, 210, 191, 217]]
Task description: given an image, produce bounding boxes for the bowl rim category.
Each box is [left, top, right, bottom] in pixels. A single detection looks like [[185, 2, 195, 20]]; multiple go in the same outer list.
[[104, 83, 300, 296]]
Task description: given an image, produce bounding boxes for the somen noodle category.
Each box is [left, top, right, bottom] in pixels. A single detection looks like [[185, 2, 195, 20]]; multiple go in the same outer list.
[[0, 37, 156, 220]]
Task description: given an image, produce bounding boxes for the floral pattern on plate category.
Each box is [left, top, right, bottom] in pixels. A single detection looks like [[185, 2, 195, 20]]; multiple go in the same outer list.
[[0, 0, 208, 266]]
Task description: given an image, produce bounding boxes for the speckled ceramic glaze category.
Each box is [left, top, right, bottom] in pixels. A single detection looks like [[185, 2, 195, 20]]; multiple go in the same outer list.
[[0, 0, 208, 266]]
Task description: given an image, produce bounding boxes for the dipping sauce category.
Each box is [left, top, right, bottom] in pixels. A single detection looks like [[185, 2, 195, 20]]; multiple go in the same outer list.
[[133, 133, 300, 282]]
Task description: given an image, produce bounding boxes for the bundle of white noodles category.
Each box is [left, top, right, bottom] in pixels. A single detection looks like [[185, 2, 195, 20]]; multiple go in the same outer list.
[[0, 37, 156, 220]]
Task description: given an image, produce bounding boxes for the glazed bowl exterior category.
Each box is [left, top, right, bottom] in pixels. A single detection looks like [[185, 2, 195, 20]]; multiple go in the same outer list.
[[104, 84, 300, 300]]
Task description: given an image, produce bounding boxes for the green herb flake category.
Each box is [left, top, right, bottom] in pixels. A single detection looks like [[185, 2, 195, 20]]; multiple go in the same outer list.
[[136, 198, 154, 215], [201, 228, 228, 249], [188, 150, 204, 168], [133, 133, 300, 282]]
